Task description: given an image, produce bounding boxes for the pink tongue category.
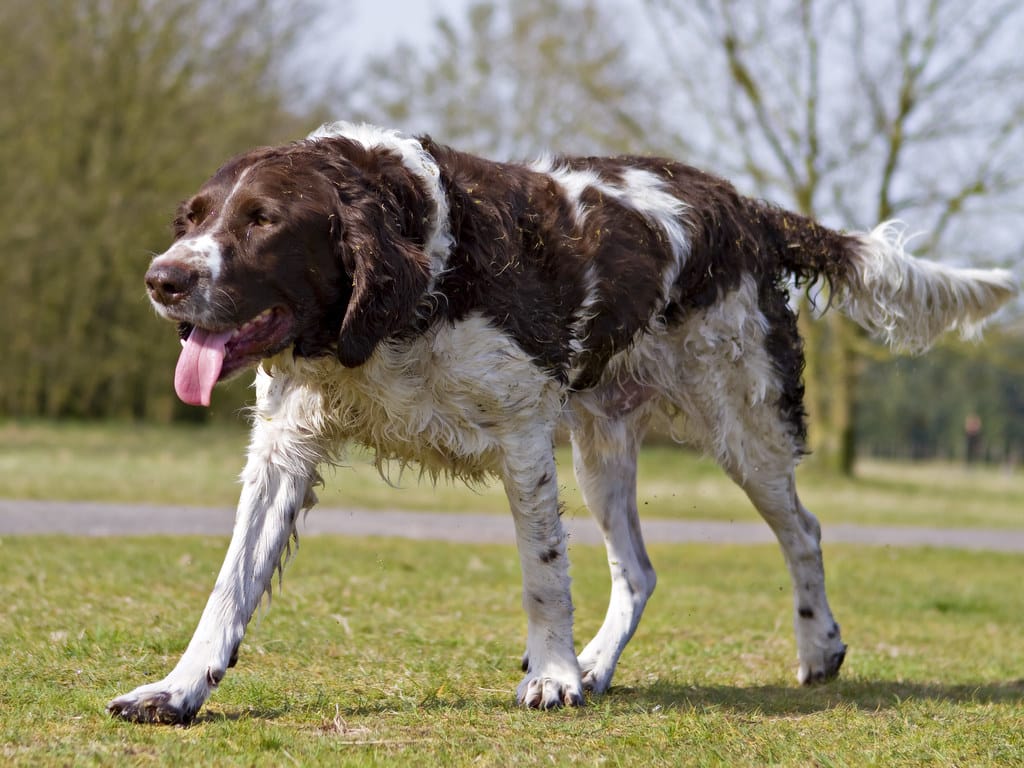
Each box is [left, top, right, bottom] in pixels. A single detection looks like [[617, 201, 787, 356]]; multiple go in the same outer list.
[[174, 328, 234, 406]]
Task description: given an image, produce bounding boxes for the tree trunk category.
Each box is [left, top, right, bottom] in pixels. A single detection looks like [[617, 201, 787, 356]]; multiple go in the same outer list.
[[799, 297, 860, 477], [826, 314, 859, 476]]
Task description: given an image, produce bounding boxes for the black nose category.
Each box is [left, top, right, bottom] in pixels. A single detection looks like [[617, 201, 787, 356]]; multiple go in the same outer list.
[[146, 261, 198, 305]]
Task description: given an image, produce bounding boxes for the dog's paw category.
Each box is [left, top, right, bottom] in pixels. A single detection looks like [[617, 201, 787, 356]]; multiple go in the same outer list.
[[516, 673, 584, 709], [107, 679, 208, 725], [579, 659, 613, 694], [795, 616, 847, 685], [797, 643, 848, 685], [526, 651, 611, 693]]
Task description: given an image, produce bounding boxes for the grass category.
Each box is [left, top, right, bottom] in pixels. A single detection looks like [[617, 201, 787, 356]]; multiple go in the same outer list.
[[2, 419, 1023, 528], [1, 420, 1022, 764], [1, 535, 1022, 766]]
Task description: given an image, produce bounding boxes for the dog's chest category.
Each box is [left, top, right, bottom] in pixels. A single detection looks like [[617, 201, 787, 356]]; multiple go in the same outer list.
[[268, 314, 564, 476]]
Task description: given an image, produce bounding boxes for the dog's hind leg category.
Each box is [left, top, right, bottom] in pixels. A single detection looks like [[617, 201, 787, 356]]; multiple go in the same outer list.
[[569, 407, 656, 694], [678, 274, 846, 684], [108, 372, 325, 724], [731, 466, 848, 684], [702, 379, 848, 683]]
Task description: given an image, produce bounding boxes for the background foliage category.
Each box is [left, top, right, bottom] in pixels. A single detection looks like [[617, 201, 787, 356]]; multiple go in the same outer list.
[[0, 0, 312, 421], [0, 0, 1020, 467]]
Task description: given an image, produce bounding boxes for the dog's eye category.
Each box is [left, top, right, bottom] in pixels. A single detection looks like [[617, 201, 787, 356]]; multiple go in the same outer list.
[[252, 212, 274, 228], [173, 209, 198, 238]]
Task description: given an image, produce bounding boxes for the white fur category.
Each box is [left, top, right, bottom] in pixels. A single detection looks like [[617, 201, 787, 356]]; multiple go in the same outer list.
[[272, 315, 579, 706], [569, 419, 655, 693], [617, 167, 692, 304], [529, 155, 603, 226], [567, 262, 602, 378], [308, 121, 454, 288], [185, 235, 222, 281], [287, 316, 583, 707], [147, 234, 224, 322], [108, 377, 325, 721], [579, 276, 787, 474], [566, 276, 846, 688], [283, 313, 564, 478], [842, 221, 1018, 353]]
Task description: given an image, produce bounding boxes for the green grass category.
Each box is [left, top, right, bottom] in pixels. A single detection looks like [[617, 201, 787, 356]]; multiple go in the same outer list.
[[2, 420, 1022, 764], [2, 420, 1023, 528], [1, 535, 1021, 766]]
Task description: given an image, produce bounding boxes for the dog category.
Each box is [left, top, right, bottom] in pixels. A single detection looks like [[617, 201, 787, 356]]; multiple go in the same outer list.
[[108, 121, 1017, 723]]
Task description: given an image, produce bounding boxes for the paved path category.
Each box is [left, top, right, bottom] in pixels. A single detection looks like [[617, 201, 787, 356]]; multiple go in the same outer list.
[[2, 499, 1023, 552]]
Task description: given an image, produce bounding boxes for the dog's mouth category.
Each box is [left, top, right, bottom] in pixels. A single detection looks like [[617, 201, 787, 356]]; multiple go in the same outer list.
[[174, 306, 294, 406]]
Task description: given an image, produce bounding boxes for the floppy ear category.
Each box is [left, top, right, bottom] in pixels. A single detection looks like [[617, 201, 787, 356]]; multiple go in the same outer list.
[[334, 194, 431, 367]]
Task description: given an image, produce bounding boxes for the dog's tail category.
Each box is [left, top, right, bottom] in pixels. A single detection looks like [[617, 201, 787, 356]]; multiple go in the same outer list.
[[771, 212, 1018, 353]]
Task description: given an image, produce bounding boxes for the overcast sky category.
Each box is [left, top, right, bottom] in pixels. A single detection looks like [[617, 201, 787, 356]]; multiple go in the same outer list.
[[307, 0, 467, 63], [282, 0, 473, 108]]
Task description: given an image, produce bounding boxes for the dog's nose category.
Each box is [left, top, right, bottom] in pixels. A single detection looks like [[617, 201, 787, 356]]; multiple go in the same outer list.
[[146, 261, 198, 305]]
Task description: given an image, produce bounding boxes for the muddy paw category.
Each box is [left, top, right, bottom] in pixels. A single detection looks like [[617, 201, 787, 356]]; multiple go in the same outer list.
[[107, 680, 205, 725]]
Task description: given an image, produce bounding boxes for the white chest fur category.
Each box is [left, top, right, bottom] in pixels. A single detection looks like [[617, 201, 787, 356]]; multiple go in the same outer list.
[[255, 313, 564, 480]]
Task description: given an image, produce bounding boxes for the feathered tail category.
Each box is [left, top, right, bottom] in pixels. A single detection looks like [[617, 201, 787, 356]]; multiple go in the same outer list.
[[760, 204, 1019, 351], [835, 222, 1018, 352]]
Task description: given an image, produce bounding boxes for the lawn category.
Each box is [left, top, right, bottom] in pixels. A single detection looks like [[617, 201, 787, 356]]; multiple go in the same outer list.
[[2, 419, 1023, 528], [1, 536, 1021, 766], [1, 420, 1022, 765]]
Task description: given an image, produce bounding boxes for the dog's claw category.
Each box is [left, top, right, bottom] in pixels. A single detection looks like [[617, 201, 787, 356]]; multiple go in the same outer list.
[[580, 665, 611, 694], [517, 675, 584, 709]]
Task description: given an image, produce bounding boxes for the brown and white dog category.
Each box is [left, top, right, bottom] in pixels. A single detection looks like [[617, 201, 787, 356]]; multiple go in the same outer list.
[[109, 122, 1016, 723]]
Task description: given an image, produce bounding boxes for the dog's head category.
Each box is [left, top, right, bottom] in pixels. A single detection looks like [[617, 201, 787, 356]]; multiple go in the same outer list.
[[145, 137, 433, 405]]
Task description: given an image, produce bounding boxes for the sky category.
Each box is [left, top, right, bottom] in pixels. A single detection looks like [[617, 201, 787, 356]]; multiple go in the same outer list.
[[306, 0, 468, 63], [284, 0, 473, 108], [345, 0, 465, 57]]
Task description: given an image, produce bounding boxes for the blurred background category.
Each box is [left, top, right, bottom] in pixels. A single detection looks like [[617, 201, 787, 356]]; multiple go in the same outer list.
[[1, 0, 1022, 476]]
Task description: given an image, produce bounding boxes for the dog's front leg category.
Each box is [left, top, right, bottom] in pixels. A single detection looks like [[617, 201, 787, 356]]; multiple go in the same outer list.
[[109, 386, 323, 724], [504, 438, 583, 709]]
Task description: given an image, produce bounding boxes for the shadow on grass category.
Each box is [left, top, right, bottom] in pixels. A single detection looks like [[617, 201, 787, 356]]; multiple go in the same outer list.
[[616, 677, 1024, 715], [186, 679, 1024, 723], [193, 706, 291, 725]]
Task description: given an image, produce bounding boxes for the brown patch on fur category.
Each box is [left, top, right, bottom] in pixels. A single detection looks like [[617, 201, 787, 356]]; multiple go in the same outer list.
[[160, 131, 861, 423]]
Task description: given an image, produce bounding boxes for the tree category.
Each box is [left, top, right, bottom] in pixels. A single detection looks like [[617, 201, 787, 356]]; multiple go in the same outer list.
[[644, 0, 1024, 473], [857, 331, 1024, 463], [0, 0, 317, 420], [351, 0, 669, 158]]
